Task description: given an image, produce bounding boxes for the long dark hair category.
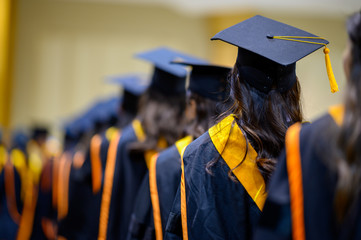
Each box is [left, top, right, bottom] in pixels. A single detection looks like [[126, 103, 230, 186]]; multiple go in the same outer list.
[[333, 11, 361, 222], [129, 87, 186, 153], [207, 66, 303, 184], [183, 91, 230, 139]]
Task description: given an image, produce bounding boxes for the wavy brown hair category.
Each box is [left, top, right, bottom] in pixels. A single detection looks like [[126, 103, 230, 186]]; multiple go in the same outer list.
[[333, 11, 361, 223], [207, 66, 303, 184], [183, 91, 231, 139], [129, 87, 186, 153]]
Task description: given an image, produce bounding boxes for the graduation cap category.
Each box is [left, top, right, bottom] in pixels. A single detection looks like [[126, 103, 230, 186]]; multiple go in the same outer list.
[[31, 126, 49, 141], [11, 130, 29, 152], [136, 47, 208, 95], [106, 74, 150, 114], [85, 97, 122, 133], [211, 15, 338, 93], [172, 60, 231, 101], [106, 73, 150, 96], [63, 112, 93, 145]]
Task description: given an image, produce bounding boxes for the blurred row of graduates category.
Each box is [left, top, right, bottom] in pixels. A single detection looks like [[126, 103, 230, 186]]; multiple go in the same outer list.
[[0, 44, 232, 239], [2, 12, 361, 240]]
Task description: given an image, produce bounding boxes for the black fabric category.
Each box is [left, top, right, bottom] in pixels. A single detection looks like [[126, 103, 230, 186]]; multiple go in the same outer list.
[[135, 47, 207, 78], [253, 150, 292, 240], [150, 68, 186, 95], [127, 213, 148, 239], [106, 123, 149, 240], [126, 174, 155, 240], [123, 90, 141, 116], [237, 48, 296, 93], [58, 149, 93, 239], [155, 145, 182, 232], [31, 159, 56, 240], [165, 131, 262, 240], [172, 62, 230, 101], [127, 144, 182, 240], [254, 113, 361, 240], [0, 165, 22, 239], [164, 190, 182, 240], [58, 132, 109, 240], [135, 47, 209, 96]]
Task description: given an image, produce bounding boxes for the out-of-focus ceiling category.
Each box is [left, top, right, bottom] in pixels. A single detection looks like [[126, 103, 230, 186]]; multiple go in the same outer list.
[[57, 0, 359, 17]]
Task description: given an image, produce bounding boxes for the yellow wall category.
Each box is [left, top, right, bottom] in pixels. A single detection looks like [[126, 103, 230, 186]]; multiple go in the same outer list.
[[11, 0, 348, 137], [207, 12, 257, 67], [0, 0, 16, 134], [12, 0, 209, 136]]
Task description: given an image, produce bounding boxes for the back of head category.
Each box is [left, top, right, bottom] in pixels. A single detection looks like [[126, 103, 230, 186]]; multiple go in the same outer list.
[[228, 66, 302, 183], [184, 91, 231, 139], [31, 126, 49, 146], [332, 11, 361, 223], [176, 62, 231, 138], [211, 15, 331, 183], [118, 90, 139, 129], [135, 86, 186, 152], [106, 74, 150, 129], [131, 47, 207, 153]]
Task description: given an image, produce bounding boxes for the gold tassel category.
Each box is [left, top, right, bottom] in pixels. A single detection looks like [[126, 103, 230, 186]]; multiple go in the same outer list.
[[324, 47, 338, 93]]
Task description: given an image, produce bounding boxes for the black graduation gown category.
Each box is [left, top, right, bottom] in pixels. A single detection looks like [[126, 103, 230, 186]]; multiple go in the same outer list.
[[58, 131, 111, 240], [9, 146, 49, 240], [31, 158, 57, 240], [0, 170, 19, 240], [165, 115, 267, 240], [254, 105, 361, 240], [102, 120, 150, 240], [127, 172, 154, 240], [0, 148, 23, 240], [127, 136, 193, 240]]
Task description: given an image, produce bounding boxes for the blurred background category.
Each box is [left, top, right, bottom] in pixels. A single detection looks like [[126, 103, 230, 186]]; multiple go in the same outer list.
[[1, 0, 360, 144]]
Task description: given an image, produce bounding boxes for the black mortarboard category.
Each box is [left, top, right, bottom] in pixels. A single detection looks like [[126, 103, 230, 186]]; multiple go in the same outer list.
[[172, 60, 231, 101], [106, 74, 150, 114], [211, 15, 338, 93], [31, 126, 48, 142], [86, 97, 121, 133], [63, 113, 94, 149], [106, 74, 150, 96], [11, 130, 29, 152], [136, 47, 208, 95]]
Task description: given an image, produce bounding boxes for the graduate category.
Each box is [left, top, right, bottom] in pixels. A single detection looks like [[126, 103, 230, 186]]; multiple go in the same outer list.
[[126, 61, 231, 240], [57, 74, 149, 239], [2, 126, 60, 240], [165, 15, 336, 240], [254, 11, 361, 240], [106, 74, 150, 130], [88, 97, 122, 136], [0, 140, 25, 239], [56, 115, 97, 240], [22, 127, 57, 240], [98, 47, 207, 240]]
